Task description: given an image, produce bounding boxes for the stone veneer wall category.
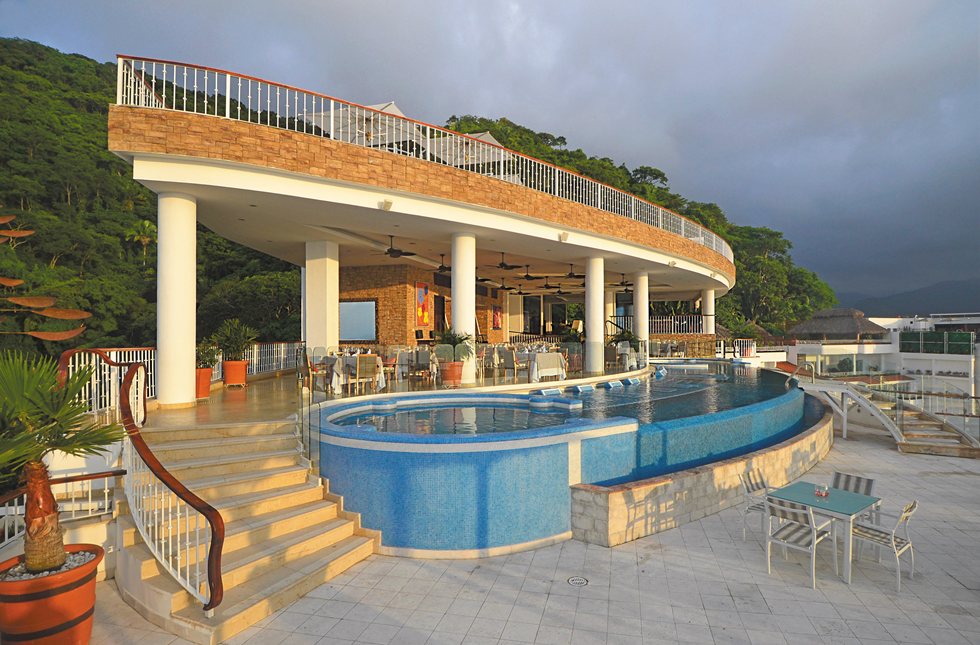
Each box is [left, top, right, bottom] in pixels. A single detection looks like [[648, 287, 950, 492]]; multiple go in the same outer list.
[[340, 264, 507, 346], [570, 403, 834, 547], [649, 334, 716, 358], [108, 107, 735, 283]]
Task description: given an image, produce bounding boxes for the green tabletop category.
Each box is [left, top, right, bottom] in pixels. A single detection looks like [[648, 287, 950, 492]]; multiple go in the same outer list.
[[770, 481, 879, 518]]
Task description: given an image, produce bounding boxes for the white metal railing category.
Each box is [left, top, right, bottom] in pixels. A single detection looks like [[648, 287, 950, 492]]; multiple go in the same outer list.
[[650, 315, 704, 335], [0, 476, 120, 553], [870, 378, 979, 444], [733, 339, 757, 358], [116, 56, 734, 264], [62, 342, 302, 416]]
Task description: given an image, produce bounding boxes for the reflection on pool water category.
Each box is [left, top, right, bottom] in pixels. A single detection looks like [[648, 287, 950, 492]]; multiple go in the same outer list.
[[332, 362, 785, 435]]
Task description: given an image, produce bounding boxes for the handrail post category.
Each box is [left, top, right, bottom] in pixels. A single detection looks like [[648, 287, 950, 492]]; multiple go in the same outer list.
[[224, 74, 231, 118], [116, 57, 124, 104]]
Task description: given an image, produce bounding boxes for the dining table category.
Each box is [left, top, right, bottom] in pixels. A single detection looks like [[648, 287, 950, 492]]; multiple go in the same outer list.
[[528, 352, 566, 383], [322, 355, 386, 395], [768, 480, 880, 584]]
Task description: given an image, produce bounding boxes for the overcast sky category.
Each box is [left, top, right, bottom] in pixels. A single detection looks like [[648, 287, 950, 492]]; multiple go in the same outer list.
[[2, 0, 977, 296]]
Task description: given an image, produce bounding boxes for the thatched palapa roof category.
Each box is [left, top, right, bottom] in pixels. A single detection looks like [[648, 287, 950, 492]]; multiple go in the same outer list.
[[790, 308, 888, 340]]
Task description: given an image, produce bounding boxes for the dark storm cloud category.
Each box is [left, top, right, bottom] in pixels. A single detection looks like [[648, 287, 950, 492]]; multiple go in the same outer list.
[[3, 0, 977, 295]]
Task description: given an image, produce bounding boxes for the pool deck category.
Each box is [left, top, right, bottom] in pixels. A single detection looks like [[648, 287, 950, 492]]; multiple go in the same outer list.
[[95, 380, 980, 644]]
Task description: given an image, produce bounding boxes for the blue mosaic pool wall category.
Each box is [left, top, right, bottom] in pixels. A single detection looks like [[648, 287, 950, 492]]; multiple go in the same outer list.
[[320, 441, 570, 551], [583, 388, 805, 486]]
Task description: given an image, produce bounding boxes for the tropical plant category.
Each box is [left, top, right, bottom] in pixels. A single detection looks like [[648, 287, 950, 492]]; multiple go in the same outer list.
[[124, 219, 157, 267], [195, 341, 220, 369], [435, 329, 475, 360], [0, 351, 124, 571], [608, 329, 640, 351], [211, 318, 257, 362]]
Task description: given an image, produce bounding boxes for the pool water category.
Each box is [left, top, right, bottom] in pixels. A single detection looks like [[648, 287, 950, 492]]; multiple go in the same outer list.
[[339, 403, 570, 435], [333, 363, 787, 435]]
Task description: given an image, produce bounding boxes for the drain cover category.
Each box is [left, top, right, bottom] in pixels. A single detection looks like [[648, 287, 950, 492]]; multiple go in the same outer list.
[[567, 576, 588, 587]]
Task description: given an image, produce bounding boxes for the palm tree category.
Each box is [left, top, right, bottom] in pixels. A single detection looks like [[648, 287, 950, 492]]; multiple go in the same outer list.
[[0, 352, 124, 571], [125, 219, 157, 267]]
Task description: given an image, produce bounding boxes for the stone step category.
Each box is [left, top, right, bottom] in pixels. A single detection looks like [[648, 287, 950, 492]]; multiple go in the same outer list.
[[170, 535, 375, 645], [211, 483, 327, 523], [122, 499, 340, 570], [140, 419, 295, 444], [148, 433, 299, 462], [165, 449, 303, 480], [898, 441, 980, 458], [130, 512, 351, 582], [182, 464, 312, 500]]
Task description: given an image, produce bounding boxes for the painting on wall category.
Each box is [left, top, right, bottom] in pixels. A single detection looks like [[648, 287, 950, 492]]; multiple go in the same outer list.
[[492, 305, 503, 330], [415, 282, 430, 327]]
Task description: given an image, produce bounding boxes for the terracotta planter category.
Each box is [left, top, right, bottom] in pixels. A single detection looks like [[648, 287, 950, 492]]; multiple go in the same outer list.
[[222, 360, 248, 387], [195, 367, 213, 399], [440, 361, 463, 388], [0, 543, 104, 645]]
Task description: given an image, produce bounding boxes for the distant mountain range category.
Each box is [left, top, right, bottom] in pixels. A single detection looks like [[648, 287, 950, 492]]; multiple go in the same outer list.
[[837, 278, 980, 316]]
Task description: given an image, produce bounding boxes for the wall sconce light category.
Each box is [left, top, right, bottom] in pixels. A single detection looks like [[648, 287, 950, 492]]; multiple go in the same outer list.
[[558, 231, 569, 242], [379, 199, 394, 211], [709, 272, 716, 278], [668, 260, 677, 267]]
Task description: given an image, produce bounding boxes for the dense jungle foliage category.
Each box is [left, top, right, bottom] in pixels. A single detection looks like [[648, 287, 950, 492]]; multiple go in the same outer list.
[[0, 38, 834, 354]]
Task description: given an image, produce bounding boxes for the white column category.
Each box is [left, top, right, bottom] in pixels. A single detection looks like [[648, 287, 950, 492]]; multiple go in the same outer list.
[[701, 288, 716, 335], [451, 233, 477, 384], [633, 271, 649, 342], [585, 256, 605, 374], [304, 240, 339, 350], [156, 193, 197, 407], [542, 295, 552, 334]]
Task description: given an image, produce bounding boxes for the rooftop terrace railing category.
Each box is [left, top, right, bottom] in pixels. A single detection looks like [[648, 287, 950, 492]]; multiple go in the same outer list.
[[116, 56, 734, 264], [899, 331, 976, 355]]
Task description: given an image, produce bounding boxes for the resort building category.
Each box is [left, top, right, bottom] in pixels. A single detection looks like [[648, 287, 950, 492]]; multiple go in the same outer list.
[[108, 57, 731, 406]]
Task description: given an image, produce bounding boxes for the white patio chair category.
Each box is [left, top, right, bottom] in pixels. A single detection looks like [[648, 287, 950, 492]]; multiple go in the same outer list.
[[831, 470, 881, 556], [738, 471, 769, 541], [852, 500, 917, 592], [766, 496, 838, 589]]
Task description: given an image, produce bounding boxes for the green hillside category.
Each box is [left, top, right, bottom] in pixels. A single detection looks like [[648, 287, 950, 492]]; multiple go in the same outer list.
[[0, 38, 834, 353]]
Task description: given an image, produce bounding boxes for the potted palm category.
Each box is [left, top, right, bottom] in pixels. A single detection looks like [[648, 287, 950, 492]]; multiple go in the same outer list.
[[195, 341, 220, 399], [211, 319, 258, 387], [0, 351, 124, 644], [435, 330, 475, 387]]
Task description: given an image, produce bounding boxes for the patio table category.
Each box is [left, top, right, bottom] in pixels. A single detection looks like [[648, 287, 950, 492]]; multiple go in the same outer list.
[[769, 480, 880, 584], [328, 355, 386, 394], [529, 352, 566, 382]]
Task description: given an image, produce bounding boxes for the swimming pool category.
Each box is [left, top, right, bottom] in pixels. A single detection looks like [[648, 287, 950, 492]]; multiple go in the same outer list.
[[317, 365, 816, 556]]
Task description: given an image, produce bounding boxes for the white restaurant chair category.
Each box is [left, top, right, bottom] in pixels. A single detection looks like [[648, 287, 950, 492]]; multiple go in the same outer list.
[[766, 496, 838, 589], [738, 471, 769, 541], [852, 500, 918, 592]]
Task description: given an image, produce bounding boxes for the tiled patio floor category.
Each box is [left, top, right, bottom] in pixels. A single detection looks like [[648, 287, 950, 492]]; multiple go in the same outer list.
[[94, 417, 980, 644]]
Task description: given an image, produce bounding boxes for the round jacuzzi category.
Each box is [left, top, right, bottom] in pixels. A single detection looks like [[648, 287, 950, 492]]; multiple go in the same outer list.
[[316, 365, 818, 556]]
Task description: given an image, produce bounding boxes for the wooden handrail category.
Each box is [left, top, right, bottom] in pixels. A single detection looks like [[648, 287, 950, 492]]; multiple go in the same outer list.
[[0, 469, 127, 507], [57, 349, 225, 611]]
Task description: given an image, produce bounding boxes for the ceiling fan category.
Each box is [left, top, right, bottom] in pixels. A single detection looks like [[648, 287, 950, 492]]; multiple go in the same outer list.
[[517, 265, 543, 281], [436, 254, 451, 273], [384, 235, 415, 258], [516, 284, 526, 296], [564, 264, 585, 279], [476, 275, 492, 283], [497, 279, 515, 292], [541, 278, 558, 290], [494, 252, 522, 270], [615, 273, 633, 287], [554, 283, 570, 296]]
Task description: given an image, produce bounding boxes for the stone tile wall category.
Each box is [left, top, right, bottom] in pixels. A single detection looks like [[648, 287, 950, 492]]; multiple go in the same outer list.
[[570, 406, 834, 547], [108, 107, 735, 283]]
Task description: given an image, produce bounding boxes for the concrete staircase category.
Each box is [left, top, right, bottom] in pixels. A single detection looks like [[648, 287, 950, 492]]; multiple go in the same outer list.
[[115, 419, 378, 645], [871, 401, 980, 457]]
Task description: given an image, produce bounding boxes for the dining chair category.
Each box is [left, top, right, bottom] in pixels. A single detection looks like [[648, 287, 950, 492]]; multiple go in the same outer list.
[[351, 354, 378, 395], [831, 470, 880, 557], [766, 496, 838, 589], [738, 471, 770, 541], [852, 500, 918, 592]]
